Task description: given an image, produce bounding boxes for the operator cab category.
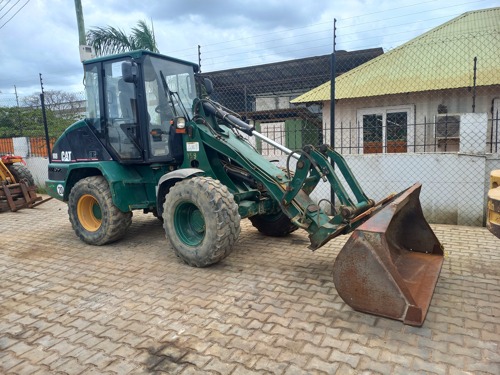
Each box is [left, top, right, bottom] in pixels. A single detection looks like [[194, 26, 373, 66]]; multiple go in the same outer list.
[[83, 50, 199, 164]]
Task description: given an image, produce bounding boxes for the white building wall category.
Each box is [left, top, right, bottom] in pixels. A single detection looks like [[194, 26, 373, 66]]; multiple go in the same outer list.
[[321, 87, 498, 152]]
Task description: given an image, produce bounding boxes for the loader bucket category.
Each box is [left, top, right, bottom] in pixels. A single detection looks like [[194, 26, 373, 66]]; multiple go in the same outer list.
[[333, 183, 443, 326]]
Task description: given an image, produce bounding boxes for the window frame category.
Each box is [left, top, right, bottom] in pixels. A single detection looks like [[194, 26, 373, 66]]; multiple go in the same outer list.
[[356, 105, 415, 154]]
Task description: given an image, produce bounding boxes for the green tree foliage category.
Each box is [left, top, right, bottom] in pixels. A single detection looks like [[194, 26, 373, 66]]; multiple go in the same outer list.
[[86, 20, 159, 56], [0, 106, 71, 138], [0, 90, 84, 139]]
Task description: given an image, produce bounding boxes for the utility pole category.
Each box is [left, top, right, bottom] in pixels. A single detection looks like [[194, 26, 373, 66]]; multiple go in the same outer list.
[[74, 0, 86, 46], [74, 1, 94, 62]]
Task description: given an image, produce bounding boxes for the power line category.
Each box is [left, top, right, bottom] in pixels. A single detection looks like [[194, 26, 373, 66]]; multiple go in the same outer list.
[[192, 0, 488, 51], [339, 13, 460, 39], [0, 0, 29, 30], [199, 12, 477, 66], [199, 15, 493, 71], [0, 0, 21, 21], [207, 40, 332, 67], [200, 44, 332, 71], [0, 0, 13, 15], [337, 0, 488, 30], [200, 28, 332, 60], [337, 12, 488, 45], [338, 0, 487, 21], [172, 0, 490, 69]]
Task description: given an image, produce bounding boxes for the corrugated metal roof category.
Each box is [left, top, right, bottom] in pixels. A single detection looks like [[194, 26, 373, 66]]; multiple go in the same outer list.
[[292, 7, 500, 103], [201, 49, 382, 95], [199, 49, 383, 113]]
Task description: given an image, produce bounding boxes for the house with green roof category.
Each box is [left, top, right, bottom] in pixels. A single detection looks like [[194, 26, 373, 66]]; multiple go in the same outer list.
[[292, 7, 500, 155]]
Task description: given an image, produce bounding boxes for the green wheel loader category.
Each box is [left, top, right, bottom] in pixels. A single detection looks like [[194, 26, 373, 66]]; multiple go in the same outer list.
[[46, 50, 443, 326]]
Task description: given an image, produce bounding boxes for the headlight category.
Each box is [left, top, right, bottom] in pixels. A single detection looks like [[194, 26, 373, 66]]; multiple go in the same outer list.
[[176, 117, 186, 129], [173, 117, 187, 134]]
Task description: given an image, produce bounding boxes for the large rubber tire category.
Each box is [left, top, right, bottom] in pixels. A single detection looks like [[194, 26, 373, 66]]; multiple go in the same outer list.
[[152, 208, 164, 222], [249, 211, 298, 237], [68, 176, 132, 245], [7, 164, 35, 187], [162, 176, 241, 267]]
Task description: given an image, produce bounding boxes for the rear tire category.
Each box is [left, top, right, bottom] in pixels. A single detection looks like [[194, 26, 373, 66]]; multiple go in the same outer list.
[[162, 176, 240, 267], [152, 208, 164, 222], [8, 164, 35, 187], [68, 176, 132, 245], [249, 211, 298, 237]]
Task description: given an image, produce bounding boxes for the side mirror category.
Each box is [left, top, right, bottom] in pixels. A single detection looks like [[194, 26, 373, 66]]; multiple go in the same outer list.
[[204, 78, 214, 95], [122, 61, 138, 83]]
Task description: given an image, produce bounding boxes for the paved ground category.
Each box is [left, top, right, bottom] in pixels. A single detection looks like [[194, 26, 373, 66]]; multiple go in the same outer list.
[[0, 197, 499, 375]]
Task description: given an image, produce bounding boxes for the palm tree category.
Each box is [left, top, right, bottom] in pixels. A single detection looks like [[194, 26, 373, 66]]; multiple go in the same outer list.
[[86, 20, 159, 56]]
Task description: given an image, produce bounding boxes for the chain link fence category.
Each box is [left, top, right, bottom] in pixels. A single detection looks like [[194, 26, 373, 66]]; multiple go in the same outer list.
[[0, 91, 86, 186], [0, 91, 86, 150], [199, 8, 500, 226], [1, 8, 498, 226]]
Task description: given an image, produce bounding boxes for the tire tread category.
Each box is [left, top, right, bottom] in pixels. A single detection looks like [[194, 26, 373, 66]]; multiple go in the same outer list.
[[163, 176, 240, 267], [68, 176, 132, 245]]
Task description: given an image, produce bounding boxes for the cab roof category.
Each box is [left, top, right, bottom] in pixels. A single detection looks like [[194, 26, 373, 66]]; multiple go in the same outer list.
[[83, 49, 199, 72]]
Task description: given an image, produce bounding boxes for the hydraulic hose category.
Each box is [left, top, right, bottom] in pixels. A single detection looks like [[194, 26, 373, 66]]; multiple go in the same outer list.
[[201, 100, 297, 158], [202, 101, 255, 136]]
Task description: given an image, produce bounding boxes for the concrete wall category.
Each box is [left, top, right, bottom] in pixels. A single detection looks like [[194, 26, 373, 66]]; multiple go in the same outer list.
[[12, 137, 30, 157], [270, 152, 500, 227], [24, 157, 49, 187], [340, 153, 489, 226]]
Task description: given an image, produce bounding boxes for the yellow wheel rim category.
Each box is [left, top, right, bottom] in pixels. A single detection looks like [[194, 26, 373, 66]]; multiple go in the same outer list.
[[77, 194, 102, 232]]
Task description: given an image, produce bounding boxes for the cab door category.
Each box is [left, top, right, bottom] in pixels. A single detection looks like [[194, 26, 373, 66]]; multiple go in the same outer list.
[[103, 59, 143, 161]]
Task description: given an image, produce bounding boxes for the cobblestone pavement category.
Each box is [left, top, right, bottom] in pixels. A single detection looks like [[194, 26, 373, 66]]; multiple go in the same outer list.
[[0, 197, 499, 375]]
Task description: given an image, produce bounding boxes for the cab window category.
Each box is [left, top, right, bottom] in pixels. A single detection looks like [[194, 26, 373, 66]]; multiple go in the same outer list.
[[103, 60, 142, 160]]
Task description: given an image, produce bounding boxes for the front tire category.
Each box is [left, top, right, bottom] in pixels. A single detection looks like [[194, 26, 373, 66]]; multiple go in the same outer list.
[[163, 176, 240, 267], [68, 176, 132, 245]]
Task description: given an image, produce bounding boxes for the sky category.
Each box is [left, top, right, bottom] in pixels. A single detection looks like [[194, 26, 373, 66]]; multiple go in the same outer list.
[[0, 0, 497, 100]]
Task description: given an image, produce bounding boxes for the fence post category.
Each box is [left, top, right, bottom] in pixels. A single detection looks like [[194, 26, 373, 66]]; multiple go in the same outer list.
[[330, 19, 336, 209]]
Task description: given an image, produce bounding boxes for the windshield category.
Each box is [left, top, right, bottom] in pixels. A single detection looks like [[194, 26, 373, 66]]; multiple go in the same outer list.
[[143, 55, 197, 121]]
